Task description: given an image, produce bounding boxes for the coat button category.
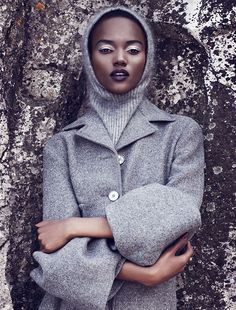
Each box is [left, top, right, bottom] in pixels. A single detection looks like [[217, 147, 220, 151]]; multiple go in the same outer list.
[[108, 191, 119, 201], [118, 154, 125, 165]]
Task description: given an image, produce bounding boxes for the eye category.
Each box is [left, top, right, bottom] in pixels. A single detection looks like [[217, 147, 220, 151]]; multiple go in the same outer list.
[[98, 47, 113, 54], [127, 47, 141, 55]]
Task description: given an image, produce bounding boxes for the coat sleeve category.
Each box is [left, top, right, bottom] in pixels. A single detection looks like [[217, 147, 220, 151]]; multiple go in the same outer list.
[[105, 118, 204, 266], [30, 134, 125, 310]]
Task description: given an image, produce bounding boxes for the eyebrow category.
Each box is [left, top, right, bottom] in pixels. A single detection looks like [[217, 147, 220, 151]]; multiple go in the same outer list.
[[95, 39, 144, 46]]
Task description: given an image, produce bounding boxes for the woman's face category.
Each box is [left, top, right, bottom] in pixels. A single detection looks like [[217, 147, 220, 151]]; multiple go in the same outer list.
[[90, 16, 146, 94]]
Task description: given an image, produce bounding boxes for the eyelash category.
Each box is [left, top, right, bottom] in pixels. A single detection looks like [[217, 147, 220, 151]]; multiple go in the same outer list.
[[128, 49, 140, 55], [98, 48, 140, 55], [99, 48, 113, 54]]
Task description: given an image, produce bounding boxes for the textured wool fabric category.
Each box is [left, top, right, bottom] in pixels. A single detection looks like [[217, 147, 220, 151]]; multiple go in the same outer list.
[[30, 100, 204, 310], [82, 6, 155, 145], [30, 6, 205, 310]]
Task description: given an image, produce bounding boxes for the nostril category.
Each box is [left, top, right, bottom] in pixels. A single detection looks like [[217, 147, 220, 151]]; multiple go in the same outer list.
[[114, 60, 127, 66]]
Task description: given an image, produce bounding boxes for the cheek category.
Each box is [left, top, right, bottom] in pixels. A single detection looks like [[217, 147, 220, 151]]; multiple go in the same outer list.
[[91, 56, 111, 87], [132, 56, 146, 77], [91, 58, 103, 75], [92, 54, 109, 72]]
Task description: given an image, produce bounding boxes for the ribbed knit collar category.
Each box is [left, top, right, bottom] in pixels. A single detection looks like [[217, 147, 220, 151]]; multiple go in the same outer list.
[[82, 6, 155, 145]]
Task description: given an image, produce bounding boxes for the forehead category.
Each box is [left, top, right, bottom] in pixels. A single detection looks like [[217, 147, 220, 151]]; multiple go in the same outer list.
[[90, 16, 145, 43]]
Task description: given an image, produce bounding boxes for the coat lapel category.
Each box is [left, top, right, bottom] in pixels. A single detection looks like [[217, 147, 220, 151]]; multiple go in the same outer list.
[[63, 108, 116, 153], [115, 108, 157, 150], [116, 100, 176, 150], [63, 100, 176, 152]]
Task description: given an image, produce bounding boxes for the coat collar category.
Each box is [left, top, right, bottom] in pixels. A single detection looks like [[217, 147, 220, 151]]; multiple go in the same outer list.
[[63, 100, 176, 152]]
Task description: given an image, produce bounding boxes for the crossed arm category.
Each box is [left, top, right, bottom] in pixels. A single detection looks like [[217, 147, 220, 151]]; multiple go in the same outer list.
[[36, 216, 193, 287], [31, 118, 204, 306]]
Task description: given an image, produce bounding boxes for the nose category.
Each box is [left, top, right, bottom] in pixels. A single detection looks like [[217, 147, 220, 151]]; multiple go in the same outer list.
[[113, 49, 127, 66]]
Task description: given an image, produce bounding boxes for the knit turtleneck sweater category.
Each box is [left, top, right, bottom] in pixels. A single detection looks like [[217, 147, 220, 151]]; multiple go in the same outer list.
[[82, 6, 155, 145]]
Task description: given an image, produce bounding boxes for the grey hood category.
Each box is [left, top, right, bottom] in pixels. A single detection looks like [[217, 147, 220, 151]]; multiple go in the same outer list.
[[82, 5, 155, 104], [81, 6, 156, 145]]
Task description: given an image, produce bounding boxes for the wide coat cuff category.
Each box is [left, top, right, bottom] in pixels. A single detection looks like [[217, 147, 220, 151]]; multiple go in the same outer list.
[[105, 185, 201, 266], [31, 237, 123, 309]]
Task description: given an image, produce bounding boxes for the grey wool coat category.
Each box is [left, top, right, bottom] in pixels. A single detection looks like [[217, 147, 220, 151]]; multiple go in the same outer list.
[[31, 99, 205, 310]]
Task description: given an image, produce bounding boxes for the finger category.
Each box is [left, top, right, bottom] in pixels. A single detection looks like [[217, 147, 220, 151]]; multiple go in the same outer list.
[[179, 265, 186, 273], [37, 226, 49, 234], [35, 220, 52, 227], [170, 234, 188, 253], [187, 242, 194, 257], [37, 232, 46, 242], [185, 242, 193, 256], [35, 221, 45, 227], [179, 232, 188, 239], [39, 240, 50, 253], [181, 242, 194, 261]]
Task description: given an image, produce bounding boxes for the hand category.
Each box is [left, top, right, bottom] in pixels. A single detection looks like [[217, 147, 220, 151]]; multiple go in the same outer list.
[[35, 219, 72, 253], [143, 234, 193, 287]]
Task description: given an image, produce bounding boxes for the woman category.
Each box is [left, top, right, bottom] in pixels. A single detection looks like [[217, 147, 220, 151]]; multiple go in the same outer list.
[[31, 6, 204, 310]]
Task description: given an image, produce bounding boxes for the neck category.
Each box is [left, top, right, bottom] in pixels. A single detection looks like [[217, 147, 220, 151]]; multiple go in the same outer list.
[[87, 81, 147, 145]]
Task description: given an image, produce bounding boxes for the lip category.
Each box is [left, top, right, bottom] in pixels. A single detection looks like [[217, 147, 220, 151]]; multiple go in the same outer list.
[[110, 69, 129, 81]]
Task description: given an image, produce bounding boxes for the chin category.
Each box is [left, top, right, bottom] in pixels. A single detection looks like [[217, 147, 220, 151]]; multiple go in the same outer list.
[[109, 86, 133, 95]]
